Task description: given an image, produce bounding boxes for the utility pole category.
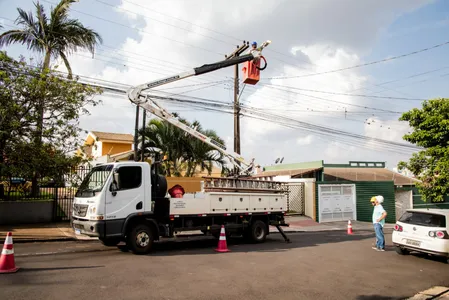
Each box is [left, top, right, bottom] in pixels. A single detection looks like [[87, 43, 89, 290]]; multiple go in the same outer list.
[[225, 41, 249, 157], [133, 105, 140, 161], [141, 110, 146, 162]]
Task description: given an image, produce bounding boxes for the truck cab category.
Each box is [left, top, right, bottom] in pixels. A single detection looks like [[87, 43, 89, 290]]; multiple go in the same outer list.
[[72, 162, 159, 241]]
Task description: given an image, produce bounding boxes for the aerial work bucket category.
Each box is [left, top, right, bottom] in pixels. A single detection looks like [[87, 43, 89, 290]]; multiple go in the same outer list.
[[242, 56, 267, 85]]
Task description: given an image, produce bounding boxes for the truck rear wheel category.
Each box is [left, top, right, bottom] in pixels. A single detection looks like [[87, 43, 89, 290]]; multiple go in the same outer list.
[[127, 223, 154, 255], [249, 220, 268, 243]]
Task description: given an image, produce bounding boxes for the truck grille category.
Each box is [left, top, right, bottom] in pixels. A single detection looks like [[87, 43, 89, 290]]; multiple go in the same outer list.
[[73, 204, 88, 217]]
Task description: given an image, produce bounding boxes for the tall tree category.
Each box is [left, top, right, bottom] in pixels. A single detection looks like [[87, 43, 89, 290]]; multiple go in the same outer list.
[[398, 98, 449, 202], [0, 51, 102, 195]]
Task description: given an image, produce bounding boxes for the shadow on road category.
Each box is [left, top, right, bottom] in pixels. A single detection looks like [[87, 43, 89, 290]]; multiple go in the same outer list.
[[126, 230, 377, 256], [19, 265, 104, 272]]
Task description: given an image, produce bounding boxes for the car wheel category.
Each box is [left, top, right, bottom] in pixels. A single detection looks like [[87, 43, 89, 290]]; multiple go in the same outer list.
[[395, 246, 409, 255]]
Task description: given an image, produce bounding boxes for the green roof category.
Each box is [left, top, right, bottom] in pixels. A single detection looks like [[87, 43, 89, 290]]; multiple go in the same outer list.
[[263, 160, 386, 171]]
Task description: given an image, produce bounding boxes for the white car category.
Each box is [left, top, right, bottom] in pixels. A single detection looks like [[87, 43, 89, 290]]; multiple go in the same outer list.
[[392, 208, 449, 262]]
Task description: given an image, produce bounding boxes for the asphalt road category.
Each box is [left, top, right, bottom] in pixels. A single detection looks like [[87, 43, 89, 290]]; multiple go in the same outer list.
[[1, 230, 448, 300]]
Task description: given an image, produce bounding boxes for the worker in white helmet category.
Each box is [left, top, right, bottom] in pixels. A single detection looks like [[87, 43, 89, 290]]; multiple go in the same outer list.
[[370, 195, 387, 251]]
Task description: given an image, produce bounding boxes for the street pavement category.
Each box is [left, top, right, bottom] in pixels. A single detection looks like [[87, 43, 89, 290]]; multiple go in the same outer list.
[[1, 230, 448, 300], [0, 216, 395, 243]]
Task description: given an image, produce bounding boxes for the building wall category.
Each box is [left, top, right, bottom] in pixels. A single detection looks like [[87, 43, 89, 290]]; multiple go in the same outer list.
[[0, 201, 53, 225], [315, 181, 396, 223], [92, 141, 102, 158], [101, 142, 132, 156], [273, 176, 315, 219]]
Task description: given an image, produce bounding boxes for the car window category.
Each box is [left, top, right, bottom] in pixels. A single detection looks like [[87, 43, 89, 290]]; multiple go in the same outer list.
[[399, 211, 446, 228]]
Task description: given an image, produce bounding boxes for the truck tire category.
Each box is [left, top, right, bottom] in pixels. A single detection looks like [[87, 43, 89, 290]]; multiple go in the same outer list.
[[127, 223, 154, 255], [249, 220, 268, 243]]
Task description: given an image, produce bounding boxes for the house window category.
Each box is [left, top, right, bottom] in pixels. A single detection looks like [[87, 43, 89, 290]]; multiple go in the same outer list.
[[117, 166, 142, 190]]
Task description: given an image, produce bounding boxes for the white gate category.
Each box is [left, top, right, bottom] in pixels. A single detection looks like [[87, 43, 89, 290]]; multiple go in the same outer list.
[[318, 184, 357, 223]]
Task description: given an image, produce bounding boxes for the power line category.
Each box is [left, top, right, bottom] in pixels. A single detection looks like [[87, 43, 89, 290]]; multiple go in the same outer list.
[[265, 40, 449, 80], [260, 83, 427, 101]]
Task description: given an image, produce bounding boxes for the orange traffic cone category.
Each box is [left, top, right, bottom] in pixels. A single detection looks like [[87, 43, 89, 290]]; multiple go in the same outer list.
[[214, 225, 230, 253], [347, 220, 353, 235], [0, 232, 19, 273]]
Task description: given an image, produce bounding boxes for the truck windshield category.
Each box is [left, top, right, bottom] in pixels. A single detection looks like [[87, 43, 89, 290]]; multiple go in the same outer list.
[[75, 165, 113, 197]]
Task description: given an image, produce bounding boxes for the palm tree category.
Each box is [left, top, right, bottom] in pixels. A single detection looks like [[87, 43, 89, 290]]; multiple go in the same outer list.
[[183, 121, 226, 177], [138, 116, 228, 177], [139, 118, 189, 177], [0, 0, 102, 78]]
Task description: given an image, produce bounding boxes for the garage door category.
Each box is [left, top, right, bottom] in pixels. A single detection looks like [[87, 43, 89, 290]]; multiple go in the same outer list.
[[318, 184, 356, 223]]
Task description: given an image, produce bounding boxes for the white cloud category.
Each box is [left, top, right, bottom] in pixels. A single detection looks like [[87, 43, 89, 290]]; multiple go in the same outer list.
[[296, 135, 314, 146], [36, 0, 431, 168]]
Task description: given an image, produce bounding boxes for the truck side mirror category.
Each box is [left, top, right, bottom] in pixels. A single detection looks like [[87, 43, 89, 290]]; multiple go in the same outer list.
[[110, 170, 120, 194]]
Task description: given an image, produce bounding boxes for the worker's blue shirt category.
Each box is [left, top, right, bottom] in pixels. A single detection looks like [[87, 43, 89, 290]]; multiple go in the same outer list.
[[372, 204, 386, 227]]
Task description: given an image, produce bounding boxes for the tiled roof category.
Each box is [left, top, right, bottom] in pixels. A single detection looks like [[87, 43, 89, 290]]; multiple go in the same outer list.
[[90, 131, 134, 142]]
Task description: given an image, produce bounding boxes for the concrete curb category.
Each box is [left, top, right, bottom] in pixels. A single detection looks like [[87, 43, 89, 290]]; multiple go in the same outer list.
[[407, 286, 449, 299]]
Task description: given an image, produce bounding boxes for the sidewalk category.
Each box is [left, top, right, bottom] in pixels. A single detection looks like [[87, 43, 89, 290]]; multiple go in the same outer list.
[[0, 216, 390, 243], [407, 286, 449, 299]]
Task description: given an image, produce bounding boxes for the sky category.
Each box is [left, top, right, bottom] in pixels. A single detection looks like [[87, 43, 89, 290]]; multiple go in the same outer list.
[[1, 0, 448, 171]]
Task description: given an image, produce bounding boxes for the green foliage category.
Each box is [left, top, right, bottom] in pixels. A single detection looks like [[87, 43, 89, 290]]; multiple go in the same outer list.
[[398, 98, 449, 202], [0, 0, 103, 77], [0, 51, 102, 182], [138, 114, 228, 177]]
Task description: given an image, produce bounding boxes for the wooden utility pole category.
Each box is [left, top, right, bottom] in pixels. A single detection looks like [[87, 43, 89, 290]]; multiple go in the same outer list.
[[225, 41, 249, 156], [141, 110, 146, 161], [133, 105, 140, 161]]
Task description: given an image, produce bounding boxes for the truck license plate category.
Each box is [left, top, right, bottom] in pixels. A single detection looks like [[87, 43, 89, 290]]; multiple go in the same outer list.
[[406, 239, 421, 247], [75, 228, 81, 235]]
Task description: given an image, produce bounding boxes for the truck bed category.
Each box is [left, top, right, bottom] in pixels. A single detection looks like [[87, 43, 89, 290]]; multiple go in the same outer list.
[[167, 192, 287, 216]]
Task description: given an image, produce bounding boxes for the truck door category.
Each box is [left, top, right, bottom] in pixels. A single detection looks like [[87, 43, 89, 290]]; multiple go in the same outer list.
[[105, 165, 145, 236]]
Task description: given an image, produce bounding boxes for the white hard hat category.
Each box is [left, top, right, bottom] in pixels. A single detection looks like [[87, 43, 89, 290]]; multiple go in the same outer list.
[[375, 195, 384, 204]]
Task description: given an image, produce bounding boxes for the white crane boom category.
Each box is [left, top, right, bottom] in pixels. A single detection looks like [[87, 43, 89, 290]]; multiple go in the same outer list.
[[127, 40, 271, 176]]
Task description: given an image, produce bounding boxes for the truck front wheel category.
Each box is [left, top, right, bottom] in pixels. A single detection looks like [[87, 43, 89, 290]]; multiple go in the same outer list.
[[249, 220, 268, 243], [127, 223, 154, 255]]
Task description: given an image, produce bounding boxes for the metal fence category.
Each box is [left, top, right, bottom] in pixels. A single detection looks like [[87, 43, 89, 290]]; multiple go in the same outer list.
[[0, 165, 92, 222], [286, 183, 305, 214]]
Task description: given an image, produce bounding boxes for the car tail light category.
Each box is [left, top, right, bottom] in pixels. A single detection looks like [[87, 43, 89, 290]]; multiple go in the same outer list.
[[428, 230, 449, 239], [394, 224, 403, 232]]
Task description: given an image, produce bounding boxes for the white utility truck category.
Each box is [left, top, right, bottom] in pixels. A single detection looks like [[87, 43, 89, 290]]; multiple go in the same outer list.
[[71, 40, 291, 254]]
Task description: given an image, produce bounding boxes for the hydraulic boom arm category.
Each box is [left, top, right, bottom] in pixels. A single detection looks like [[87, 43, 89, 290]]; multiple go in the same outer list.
[[127, 40, 271, 176]]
